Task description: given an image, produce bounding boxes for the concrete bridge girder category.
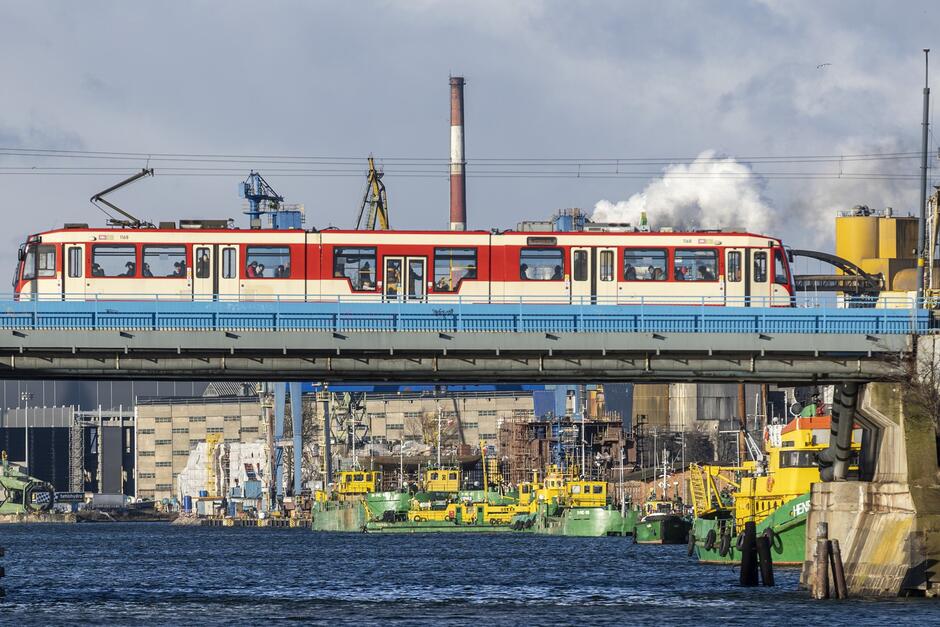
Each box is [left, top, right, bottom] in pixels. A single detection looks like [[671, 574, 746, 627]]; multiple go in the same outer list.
[[0, 330, 916, 382]]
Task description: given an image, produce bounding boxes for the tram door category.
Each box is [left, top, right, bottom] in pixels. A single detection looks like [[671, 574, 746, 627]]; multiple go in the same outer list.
[[218, 245, 239, 300], [64, 245, 85, 299], [724, 248, 747, 306], [383, 256, 427, 301], [570, 247, 616, 304], [384, 257, 403, 300], [750, 249, 769, 306], [192, 245, 216, 300], [406, 258, 427, 301]]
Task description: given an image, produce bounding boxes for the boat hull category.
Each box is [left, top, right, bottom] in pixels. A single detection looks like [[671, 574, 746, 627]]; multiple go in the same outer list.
[[517, 506, 637, 537], [634, 515, 690, 544], [691, 493, 810, 566]]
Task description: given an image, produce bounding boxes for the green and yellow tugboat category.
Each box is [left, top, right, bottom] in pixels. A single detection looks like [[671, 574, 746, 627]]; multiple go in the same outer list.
[[312, 445, 518, 533], [633, 451, 691, 544], [510, 466, 637, 537], [633, 498, 691, 544], [687, 415, 859, 566]]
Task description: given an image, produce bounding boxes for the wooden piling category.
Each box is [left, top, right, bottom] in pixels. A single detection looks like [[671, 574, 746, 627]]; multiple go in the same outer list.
[[830, 539, 848, 599], [739, 521, 759, 586], [756, 534, 775, 586], [813, 522, 830, 599]]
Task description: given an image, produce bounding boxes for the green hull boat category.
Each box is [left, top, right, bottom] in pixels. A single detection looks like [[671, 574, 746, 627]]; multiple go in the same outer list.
[[690, 493, 810, 566], [633, 514, 691, 544], [514, 504, 637, 537]]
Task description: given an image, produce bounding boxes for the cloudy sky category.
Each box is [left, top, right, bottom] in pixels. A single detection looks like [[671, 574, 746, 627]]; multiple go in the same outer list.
[[1, 1, 937, 274]]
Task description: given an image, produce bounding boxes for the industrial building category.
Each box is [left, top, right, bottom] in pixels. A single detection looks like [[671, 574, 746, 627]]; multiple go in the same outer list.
[[0, 405, 135, 495], [134, 384, 264, 503]]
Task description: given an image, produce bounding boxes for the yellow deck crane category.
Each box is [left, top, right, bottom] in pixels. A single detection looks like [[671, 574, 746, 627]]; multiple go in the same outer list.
[[355, 156, 390, 230]]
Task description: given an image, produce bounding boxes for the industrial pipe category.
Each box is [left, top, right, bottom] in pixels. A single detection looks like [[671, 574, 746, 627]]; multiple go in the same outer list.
[[819, 383, 858, 482]]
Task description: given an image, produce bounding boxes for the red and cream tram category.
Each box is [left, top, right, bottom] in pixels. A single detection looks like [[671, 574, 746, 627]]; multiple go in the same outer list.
[[13, 223, 794, 305]]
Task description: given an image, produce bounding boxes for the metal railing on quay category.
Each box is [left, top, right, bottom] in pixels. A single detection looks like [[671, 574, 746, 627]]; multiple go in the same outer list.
[[0, 292, 932, 335]]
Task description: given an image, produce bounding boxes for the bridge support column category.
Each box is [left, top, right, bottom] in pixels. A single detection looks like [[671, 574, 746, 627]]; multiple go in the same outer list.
[[273, 382, 286, 500], [802, 335, 940, 596], [289, 382, 303, 497]]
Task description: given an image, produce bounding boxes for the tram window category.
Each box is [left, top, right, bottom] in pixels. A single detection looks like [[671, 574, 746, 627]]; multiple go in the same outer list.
[[246, 246, 291, 279], [519, 248, 563, 281], [674, 249, 718, 281], [753, 251, 767, 282], [599, 250, 614, 281], [68, 247, 82, 278], [222, 248, 236, 279], [433, 248, 477, 291], [333, 247, 376, 290], [773, 249, 788, 285], [573, 250, 588, 281], [92, 245, 137, 277], [623, 249, 666, 281], [36, 245, 56, 277], [143, 246, 186, 278], [727, 251, 742, 282], [21, 248, 35, 280]]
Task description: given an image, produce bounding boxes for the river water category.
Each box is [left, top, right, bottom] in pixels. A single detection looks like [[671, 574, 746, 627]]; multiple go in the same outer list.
[[0, 524, 934, 625]]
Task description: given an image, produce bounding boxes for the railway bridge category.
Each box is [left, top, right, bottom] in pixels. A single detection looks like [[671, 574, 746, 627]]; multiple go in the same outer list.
[[0, 296, 930, 382]]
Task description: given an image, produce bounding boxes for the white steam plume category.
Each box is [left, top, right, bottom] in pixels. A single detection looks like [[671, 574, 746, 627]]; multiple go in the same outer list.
[[592, 150, 772, 233]]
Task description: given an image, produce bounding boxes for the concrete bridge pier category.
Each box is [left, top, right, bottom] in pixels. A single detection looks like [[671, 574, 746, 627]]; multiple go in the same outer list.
[[802, 335, 940, 597]]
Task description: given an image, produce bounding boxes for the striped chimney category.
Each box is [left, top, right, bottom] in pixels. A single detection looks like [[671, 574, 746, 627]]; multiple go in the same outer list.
[[449, 76, 466, 231]]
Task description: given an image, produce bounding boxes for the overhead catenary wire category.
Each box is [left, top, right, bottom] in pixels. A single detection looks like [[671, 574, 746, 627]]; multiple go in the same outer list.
[[0, 146, 932, 182]]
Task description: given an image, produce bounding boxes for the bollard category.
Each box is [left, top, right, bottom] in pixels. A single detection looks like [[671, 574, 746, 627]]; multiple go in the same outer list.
[[830, 539, 848, 599], [739, 521, 759, 586], [755, 534, 775, 586], [813, 522, 830, 599]]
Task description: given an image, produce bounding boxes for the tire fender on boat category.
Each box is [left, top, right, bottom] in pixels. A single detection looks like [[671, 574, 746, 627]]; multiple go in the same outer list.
[[735, 531, 746, 551], [763, 527, 783, 553], [704, 529, 717, 551], [687, 533, 696, 556], [718, 532, 731, 557]]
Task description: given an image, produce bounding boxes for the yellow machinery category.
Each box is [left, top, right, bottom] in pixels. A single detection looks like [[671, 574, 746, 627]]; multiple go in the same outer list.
[[205, 433, 223, 497], [356, 156, 390, 230]]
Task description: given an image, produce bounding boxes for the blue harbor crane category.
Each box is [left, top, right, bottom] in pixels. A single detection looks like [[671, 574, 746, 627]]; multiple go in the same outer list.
[[239, 171, 303, 230]]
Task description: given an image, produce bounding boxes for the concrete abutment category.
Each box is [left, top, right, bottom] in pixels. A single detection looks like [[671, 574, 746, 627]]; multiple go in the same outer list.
[[803, 335, 940, 596]]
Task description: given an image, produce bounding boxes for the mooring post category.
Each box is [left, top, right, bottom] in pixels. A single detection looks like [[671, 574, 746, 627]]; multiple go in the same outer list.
[[739, 521, 759, 586], [756, 533, 775, 586], [813, 521, 830, 599], [831, 539, 848, 599]]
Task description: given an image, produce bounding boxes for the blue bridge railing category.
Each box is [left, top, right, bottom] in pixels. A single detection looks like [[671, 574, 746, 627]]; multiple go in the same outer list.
[[0, 294, 932, 335]]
